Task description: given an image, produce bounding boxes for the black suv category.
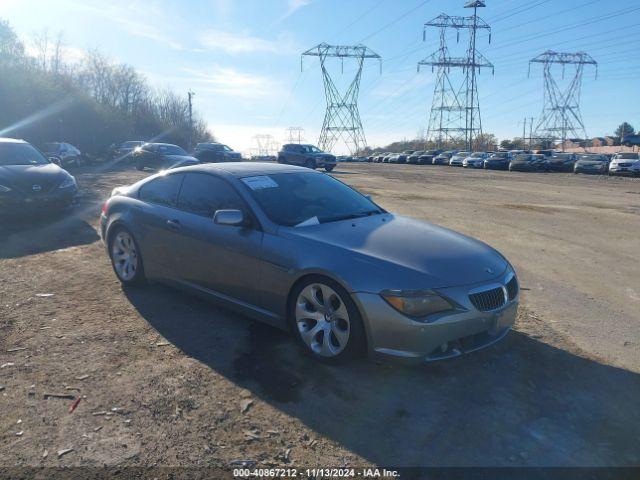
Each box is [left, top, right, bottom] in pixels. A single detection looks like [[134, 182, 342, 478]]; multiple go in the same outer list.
[[193, 143, 242, 163], [277, 144, 337, 172]]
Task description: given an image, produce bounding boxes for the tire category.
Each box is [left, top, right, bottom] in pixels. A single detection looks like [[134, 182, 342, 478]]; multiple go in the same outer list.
[[289, 276, 366, 364], [108, 227, 146, 285], [304, 159, 316, 170], [277, 156, 287, 164], [324, 165, 335, 172]]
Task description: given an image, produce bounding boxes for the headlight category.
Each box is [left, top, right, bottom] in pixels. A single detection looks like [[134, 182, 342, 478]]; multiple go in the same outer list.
[[381, 290, 453, 318], [59, 176, 76, 189], [0, 184, 11, 193]]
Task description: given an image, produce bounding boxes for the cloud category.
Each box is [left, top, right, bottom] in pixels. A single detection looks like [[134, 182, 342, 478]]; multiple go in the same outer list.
[[180, 65, 279, 99], [198, 30, 298, 55], [276, 0, 313, 24], [65, 0, 184, 50]]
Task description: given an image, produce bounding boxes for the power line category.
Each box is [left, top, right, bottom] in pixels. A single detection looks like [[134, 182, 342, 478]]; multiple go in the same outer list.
[[358, 0, 433, 43]]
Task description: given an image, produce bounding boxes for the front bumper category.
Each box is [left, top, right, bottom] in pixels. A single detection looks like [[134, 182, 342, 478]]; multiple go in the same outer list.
[[352, 272, 518, 364], [315, 159, 336, 167], [0, 188, 78, 215], [575, 166, 606, 174], [609, 166, 638, 175]]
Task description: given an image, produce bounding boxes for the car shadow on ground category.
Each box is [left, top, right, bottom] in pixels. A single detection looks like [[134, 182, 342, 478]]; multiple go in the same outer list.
[[124, 283, 640, 467], [0, 211, 99, 259]]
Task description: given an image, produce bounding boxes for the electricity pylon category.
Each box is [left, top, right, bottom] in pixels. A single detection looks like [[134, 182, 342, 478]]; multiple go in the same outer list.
[[302, 43, 381, 155], [419, 1, 493, 151], [253, 134, 277, 156], [285, 126, 305, 144], [528, 50, 597, 149]]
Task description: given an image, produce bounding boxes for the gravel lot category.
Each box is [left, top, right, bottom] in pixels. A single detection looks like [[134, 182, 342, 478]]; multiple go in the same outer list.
[[1, 162, 639, 469]]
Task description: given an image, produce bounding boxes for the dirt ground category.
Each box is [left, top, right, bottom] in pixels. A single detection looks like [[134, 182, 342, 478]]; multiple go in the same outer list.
[[1, 162, 639, 469]]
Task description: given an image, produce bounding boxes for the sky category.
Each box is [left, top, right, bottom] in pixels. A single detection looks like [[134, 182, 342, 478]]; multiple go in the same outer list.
[[1, 0, 638, 154]]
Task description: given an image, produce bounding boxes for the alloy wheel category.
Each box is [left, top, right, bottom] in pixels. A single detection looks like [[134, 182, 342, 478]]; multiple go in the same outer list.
[[295, 283, 351, 357], [111, 231, 138, 281]]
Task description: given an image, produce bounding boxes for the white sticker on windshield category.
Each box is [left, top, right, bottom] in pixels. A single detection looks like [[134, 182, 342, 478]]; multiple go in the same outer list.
[[241, 175, 278, 190], [295, 216, 320, 228]]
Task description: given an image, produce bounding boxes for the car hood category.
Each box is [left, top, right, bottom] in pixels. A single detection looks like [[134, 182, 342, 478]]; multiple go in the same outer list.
[[287, 214, 508, 288], [510, 160, 534, 165], [163, 154, 198, 163], [0, 163, 69, 192], [576, 160, 606, 166]]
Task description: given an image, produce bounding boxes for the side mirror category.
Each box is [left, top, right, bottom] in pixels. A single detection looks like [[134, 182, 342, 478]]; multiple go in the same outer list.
[[213, 209, 245, 226], [49, 156, 61, 165]]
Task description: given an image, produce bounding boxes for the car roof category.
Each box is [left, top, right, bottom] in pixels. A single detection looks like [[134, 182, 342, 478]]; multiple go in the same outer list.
[[170, 161, 312, 177], [145, 142, 180, 147], [0, 137, 27, 144]]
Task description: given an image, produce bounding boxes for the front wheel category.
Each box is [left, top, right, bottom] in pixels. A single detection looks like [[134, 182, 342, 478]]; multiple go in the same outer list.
[[290, 277, 366, 364], [109, 227, 146, 285], [324, 165, 335, 172]]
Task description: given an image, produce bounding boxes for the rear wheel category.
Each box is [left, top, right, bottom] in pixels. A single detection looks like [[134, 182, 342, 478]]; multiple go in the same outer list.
[[290, 276, 365, 364], [109, 227, 146, 285]]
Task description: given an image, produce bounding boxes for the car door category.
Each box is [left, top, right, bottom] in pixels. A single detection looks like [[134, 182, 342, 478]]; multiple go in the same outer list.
[[291, 145, 304, 165], [174, 172, 264, 307], [135, 173, 186, 278]]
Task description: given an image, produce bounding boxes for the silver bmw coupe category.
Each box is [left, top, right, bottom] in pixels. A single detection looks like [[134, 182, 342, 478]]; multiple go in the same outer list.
[[100, 163, 518, 364]]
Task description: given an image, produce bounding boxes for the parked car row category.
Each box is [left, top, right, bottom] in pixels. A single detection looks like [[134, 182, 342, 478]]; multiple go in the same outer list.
[[365, 149, 640, 176]]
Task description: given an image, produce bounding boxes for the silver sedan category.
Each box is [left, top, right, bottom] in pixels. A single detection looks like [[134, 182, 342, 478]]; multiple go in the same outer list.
[[100, 163, 518, 364]]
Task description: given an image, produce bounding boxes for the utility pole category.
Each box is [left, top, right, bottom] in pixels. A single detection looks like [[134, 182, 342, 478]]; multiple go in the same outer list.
[[528, 51, 597, 151], [528, 116, 534, 150], [419, 1, 493, 151], [302, 43, 381, 155], [187, 90, 195, 150], [522, 117, 527, 149]]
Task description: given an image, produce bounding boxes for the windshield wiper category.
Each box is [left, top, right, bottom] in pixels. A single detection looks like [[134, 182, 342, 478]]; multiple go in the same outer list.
[[322, 210, 382, 224]]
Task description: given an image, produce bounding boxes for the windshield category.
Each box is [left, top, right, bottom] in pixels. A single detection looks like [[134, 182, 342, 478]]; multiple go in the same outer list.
[[515, 154, 533, 162], [222, 145, 232, 152], [578, 155, 606, 162], [157, 145, 187, 155], [44, 143, 61, 152], [471, 152, 485, 158], [303, 145, 322, 154], [0, 143, 50, 166], [491, 153, 508, 159], [615, 153, 639, 159], [552, 154, 572, 159], [241, 172, 381, 227]]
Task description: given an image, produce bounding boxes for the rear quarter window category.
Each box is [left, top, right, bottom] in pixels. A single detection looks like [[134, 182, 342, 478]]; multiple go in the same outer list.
[[138, 174, 184, 207]]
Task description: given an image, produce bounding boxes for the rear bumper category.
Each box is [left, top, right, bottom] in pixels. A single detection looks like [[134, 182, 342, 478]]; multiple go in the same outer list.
[[352, 274, 518, 364]]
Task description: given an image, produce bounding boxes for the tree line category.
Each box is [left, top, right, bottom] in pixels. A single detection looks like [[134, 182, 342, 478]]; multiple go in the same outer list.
[[0, 19, 213, 157]]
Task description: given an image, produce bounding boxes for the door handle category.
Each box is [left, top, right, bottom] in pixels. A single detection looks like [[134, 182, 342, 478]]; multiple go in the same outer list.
[[166, 219, 181, 231]]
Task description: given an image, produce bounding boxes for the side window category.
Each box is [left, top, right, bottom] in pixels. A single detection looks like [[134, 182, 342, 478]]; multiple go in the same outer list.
[[177, 173, 245, 218], [138, 174, 184, 207]]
